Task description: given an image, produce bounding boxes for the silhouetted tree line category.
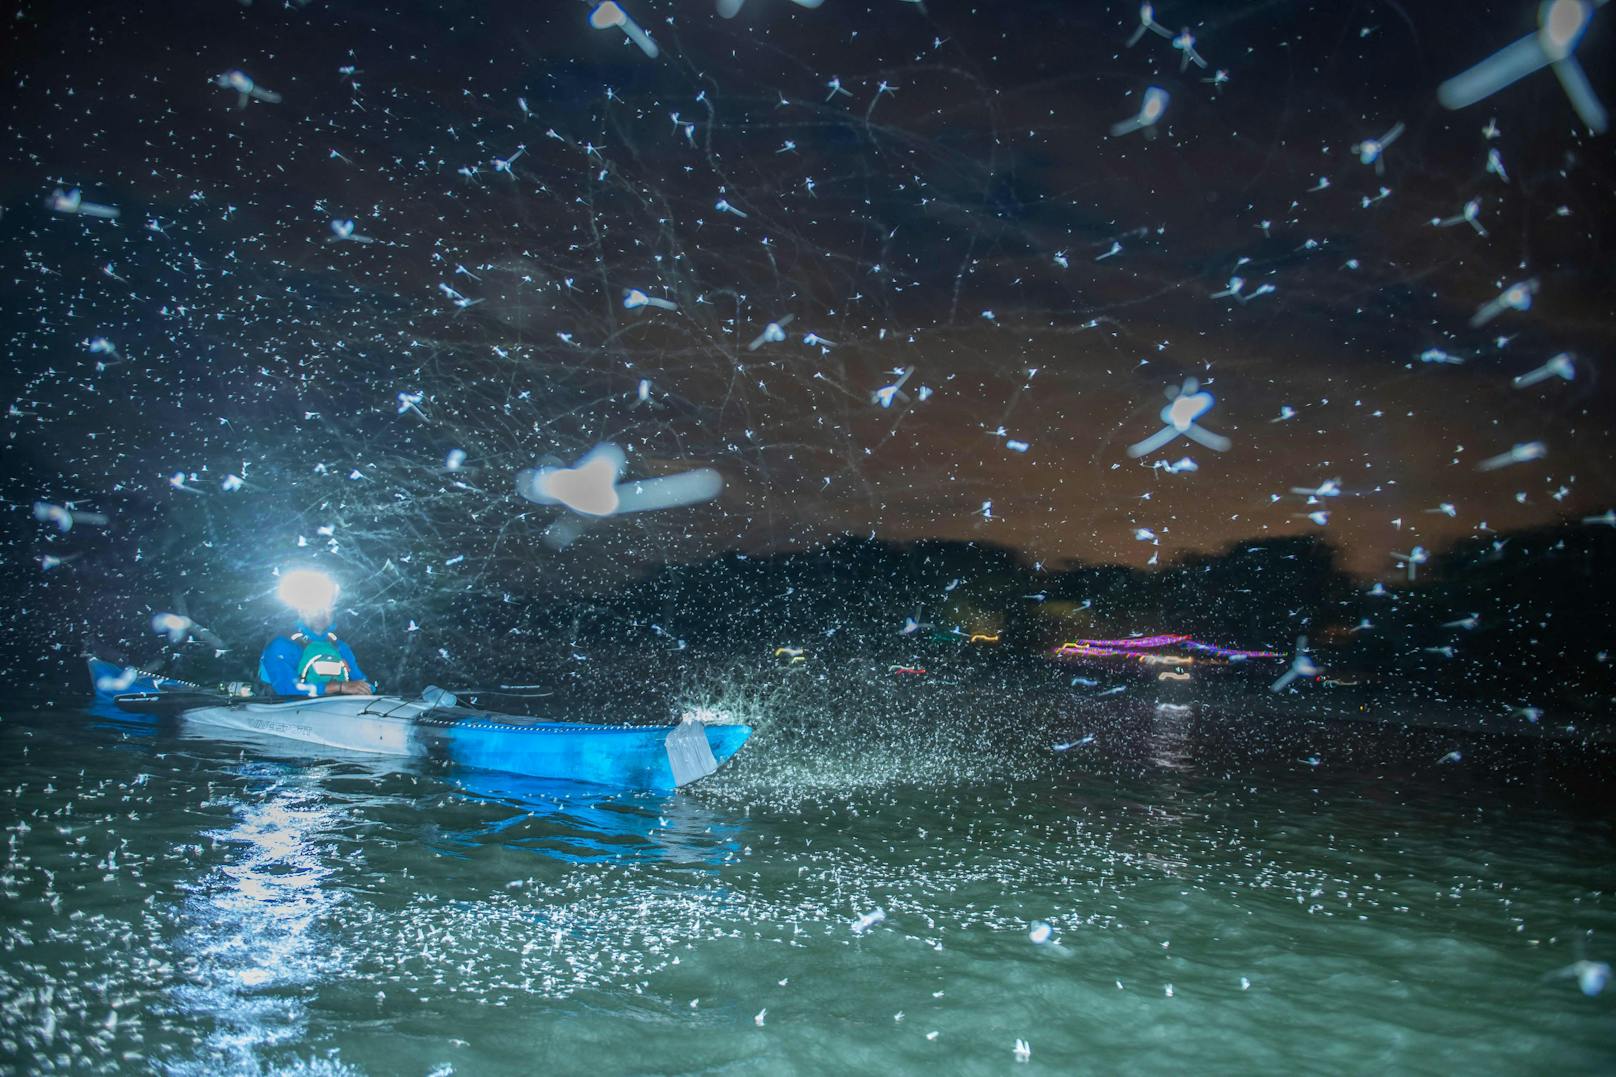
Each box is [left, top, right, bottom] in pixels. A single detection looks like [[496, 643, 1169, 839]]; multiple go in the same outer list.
[[42, 518, 1616, 715]]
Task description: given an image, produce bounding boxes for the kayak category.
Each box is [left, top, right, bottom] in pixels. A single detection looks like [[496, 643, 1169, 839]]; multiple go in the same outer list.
[[86, 659, 750, 791]]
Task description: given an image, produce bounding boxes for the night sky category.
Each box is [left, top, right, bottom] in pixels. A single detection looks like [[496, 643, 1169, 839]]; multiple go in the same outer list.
[[3, 0, 1614, 652]]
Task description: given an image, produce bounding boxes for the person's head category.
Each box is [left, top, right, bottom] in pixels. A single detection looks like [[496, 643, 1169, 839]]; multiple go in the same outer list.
[[277, 569, 340, 636]]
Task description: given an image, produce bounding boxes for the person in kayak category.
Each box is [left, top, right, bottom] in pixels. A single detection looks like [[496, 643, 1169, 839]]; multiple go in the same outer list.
[[258, 569, 373, 697]]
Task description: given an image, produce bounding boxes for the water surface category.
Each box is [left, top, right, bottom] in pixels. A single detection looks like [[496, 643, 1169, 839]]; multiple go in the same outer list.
[[2, 680, 1612, 1074]]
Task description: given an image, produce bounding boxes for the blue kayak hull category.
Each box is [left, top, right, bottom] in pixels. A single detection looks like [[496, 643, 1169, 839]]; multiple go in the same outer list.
[[440, 716, 750, 790]]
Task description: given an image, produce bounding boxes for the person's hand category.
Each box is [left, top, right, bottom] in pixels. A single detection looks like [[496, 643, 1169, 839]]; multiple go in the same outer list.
[[348, 680, 373, 695]]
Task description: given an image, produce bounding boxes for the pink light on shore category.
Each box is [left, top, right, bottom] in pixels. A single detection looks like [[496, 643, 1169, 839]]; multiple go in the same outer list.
[[1052, 634, 1281, 662], [1073, 634, 1191, 649]]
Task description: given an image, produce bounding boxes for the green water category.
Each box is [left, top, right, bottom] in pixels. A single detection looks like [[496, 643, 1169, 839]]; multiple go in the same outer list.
[[1, 687, 1612, 1075]]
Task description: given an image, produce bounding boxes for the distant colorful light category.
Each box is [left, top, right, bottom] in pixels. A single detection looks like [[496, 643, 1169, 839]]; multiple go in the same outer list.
[[1183, 640, 1280, 660], [1075, 634, 1191, 649], [1053, 633, 1279, 662]]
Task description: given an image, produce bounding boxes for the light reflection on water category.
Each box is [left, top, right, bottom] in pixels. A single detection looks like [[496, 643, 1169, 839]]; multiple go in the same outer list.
[[445, 771, 744, 867], [168, 763, 349, 1075], [0, 690, 1612, 1074]]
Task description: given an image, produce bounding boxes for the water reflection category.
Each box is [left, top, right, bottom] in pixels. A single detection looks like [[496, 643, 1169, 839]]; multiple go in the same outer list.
[[445, 771, 744, 867], [169, 761, 348, 1074], [1145, 699, 1197, 773], [85, 699, 160, 739], [165, 714, 746, 868]]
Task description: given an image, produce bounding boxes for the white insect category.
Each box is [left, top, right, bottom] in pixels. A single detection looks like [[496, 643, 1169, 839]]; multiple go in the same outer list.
[[150, 612, 194, 645], [851, 907, 886, 934], [168, 472, 205, 495], [1270, 636, 1319, 692], [1476, 441, 1546, 470], [1549, 960, 1611, 997], [214, 69, 281, 108], [1352, 122, 1405, 172], [1437, 0, 1608, 133], [436, 283, 482, 310], [1469, 279, 1537, 327], [1430, 198, 1488, 235], [328, 219, 376, 244], [901, 608, 931, 635], [396, 390, 427, 418], [872, 367, 914, 409], [46, 188, 119, 220], [748, 314, 794, 351], [589, 2, 659, 59], [86, 337, 125, 371], [492, 144, 526, 175], [1126, 3, 1174, 46], [516, 443, 722, 519], [623, 288, 677, 311], [1419, 348, 1465, 365], [94, 666, 140, 693], [1392, 545, 1429, 580], [1172, 28, 1206, 70], [33, 502, 109, 532], [1111, 87, 1170, 137], [1512, 352, 1574, 387], [1291, 479, 1342, 498], [1127, 377, 1232, 458]]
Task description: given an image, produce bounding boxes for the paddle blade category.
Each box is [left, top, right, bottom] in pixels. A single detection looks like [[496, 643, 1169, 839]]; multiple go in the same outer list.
[[666, 717, 720, 787]]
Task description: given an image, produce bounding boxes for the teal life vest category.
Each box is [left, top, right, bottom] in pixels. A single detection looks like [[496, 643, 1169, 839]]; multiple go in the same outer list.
[[293, 631, 352, 686]]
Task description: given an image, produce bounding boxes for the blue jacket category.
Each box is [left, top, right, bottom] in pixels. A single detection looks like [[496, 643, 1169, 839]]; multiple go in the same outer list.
[[257, 624, 367, 698]]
